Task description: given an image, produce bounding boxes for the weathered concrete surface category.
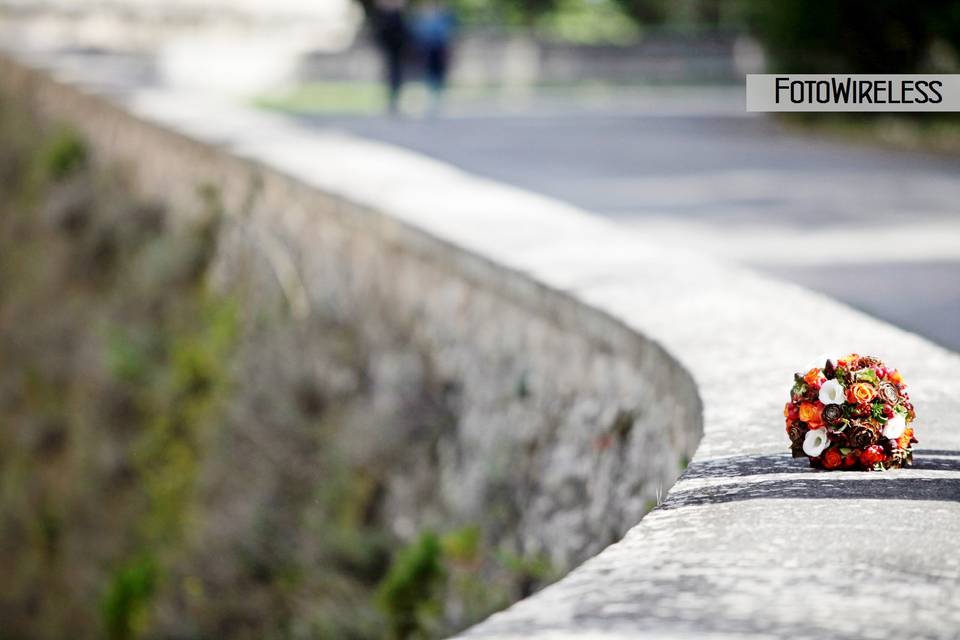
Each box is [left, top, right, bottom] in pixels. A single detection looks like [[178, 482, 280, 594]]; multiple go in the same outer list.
[[3, 52, 959, 639]]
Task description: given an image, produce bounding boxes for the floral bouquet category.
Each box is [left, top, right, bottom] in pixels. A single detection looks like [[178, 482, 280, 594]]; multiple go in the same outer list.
[[785, 354, 917, 470]]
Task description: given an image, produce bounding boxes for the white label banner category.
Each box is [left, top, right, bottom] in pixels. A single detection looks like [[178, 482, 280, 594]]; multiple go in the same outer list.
[[746, 74, 960, 112]]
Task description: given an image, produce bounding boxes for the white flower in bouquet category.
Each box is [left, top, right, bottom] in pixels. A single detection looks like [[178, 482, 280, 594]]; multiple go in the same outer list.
[[803, 428, 830, 457], [883, 413, 907, 440], [818, 379, 845, 405]]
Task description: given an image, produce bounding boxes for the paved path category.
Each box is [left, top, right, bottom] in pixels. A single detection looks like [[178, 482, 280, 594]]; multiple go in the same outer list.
[[296, 110, 960, 352]]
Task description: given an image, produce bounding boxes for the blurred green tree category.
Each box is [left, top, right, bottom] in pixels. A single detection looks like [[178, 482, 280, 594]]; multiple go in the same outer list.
[[744, 0, 960, 73], [610, 0, 731, 29]]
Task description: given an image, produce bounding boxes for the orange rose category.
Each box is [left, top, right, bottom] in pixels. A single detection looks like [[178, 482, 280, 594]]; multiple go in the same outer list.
[[803, 368, 824, 387], [798, 401, 823, 426], [847, 382, 877, 404], [898, 427, 914, 449], [889, 370, 903, 384]]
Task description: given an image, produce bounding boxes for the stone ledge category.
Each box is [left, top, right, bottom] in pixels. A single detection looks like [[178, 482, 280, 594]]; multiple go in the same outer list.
[[4, 52, 959, 639]]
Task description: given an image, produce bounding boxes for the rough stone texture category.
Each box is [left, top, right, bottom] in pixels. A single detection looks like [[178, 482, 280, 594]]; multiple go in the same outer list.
[[0, 55, 699, 577], [3, 52, 959, 639]]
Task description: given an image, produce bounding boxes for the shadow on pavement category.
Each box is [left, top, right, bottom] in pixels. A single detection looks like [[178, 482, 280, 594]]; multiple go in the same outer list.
[[669, 450, 960, 508]]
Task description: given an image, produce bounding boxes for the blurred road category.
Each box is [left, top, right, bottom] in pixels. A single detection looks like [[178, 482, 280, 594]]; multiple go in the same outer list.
[[298, 109, 960, 352]]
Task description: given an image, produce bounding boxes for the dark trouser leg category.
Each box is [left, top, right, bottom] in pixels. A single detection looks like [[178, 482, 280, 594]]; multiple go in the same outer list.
[[386, 50, 403, 113], [425, 46, 449, 92]]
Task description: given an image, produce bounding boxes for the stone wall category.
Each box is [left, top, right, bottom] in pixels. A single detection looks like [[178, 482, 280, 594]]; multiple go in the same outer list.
[[0, 55, 701, 574]]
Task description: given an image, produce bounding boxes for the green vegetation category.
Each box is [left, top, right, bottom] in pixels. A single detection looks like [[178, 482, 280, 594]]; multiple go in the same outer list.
[[357, 0, 960, 63], [374, 527, 558, 639], [101, 557, 157, 640], [743, 1, 960, 74], [741, 0, 960, 147], [425, 0, 960, 54], [35, 125, 89, 181], [361, 0, 960, 76], [378, 533, 446, 639], [254, 81, 458, 116], [255, 81, 733, 118], [0, 92, 559, 639]]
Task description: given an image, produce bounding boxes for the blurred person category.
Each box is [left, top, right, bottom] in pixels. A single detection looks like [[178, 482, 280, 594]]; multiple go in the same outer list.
[[373, 0, 410, 114], [413, 1, 457, 116]]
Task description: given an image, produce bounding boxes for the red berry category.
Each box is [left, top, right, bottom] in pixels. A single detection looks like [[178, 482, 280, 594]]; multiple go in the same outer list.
[[860, 445, 886, 465]]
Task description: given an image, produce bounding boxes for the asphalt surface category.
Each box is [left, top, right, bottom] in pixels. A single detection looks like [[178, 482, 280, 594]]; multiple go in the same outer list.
[[297, 109, 960, 352]]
